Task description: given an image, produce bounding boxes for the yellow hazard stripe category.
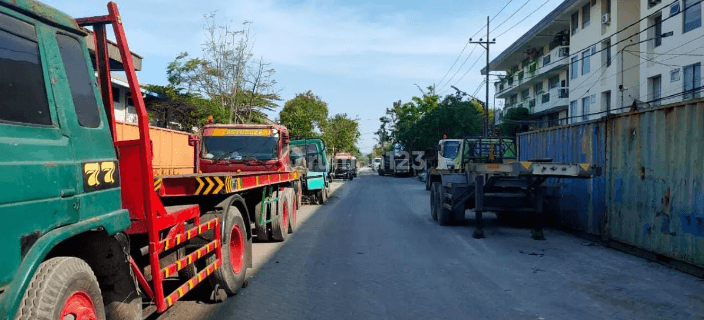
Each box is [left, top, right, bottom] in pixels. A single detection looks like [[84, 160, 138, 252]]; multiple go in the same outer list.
[[167, 296, 173, 307], [520, 161, 532, 170], [213, 176, 225, 194], [195, 177, 205, 195], [204, 177, 215, 194]]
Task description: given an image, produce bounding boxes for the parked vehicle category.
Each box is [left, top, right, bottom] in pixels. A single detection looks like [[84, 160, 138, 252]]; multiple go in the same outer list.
[[290, 138, 331, 205], [333, 153, 355, 180], [429, 137, 601, 240], [373, 157, 382, 171], [0, 3, 299, 318]]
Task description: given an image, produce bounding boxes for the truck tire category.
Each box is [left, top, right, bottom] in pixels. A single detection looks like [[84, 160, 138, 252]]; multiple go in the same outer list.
[[430, 182, 439, 221], [287, 188, 297, 234], [209, 204, 248, 296], [271, 189, 290, 242], [437, 186, 452, 226], [318, 188, 327, 205], [16, 257, 106, 320], [178, 247, 198, 281], [425, 176, 431, 190], [254, 200, 270, 242]]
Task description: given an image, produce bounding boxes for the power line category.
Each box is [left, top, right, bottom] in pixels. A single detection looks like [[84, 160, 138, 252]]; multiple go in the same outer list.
[[437, 41, 472, 88], [440, 52, 486, 95], [494, 0, 555, 39], [490, 0, 533, 33], [437, 45, 479, 92]]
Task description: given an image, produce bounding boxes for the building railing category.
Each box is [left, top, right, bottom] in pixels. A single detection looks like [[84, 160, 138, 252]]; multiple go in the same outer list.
[[496, 46, 570, 96]]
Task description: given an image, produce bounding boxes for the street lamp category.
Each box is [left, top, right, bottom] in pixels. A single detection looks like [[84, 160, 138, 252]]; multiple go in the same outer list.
[[619, 31, 673, 114]]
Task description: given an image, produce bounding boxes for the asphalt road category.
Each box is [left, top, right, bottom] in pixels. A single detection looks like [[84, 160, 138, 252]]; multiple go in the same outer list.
[[154, 169, 704, 320]]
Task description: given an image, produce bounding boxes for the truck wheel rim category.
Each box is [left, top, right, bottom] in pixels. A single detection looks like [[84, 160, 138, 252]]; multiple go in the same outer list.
[[282, 201, 289, 231], [291, 198, 297, 226], [229, 224, 245, 275], [61, 291, 98, 320]]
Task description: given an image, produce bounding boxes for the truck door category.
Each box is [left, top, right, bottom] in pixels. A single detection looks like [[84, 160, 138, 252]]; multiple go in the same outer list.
[[52, 32, 121, 221], [0, 11, 79, 285]]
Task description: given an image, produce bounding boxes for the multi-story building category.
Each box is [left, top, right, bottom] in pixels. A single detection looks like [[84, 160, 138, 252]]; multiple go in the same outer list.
[[489, 0, 643, 126], [639, 0, 703, 106]]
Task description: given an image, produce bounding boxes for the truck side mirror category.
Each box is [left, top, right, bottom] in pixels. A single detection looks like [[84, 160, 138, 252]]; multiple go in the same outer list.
[[188, 134, 199, 147], [435, 144, 441, 152]]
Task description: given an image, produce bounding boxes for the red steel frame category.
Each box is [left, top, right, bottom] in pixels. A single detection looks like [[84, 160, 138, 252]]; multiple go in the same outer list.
[[76, 3, 223, 313]]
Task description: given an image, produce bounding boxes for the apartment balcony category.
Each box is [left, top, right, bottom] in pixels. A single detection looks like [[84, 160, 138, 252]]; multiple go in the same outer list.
[[532, 87, 569, 114], [495, 45, 570, 99]]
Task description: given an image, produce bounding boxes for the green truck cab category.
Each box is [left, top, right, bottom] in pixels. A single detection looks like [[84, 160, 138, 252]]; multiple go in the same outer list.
[[0, 1, 135, 319], [289, 138, 330, 204]]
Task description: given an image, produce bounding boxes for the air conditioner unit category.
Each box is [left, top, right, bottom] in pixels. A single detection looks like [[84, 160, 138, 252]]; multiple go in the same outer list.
[[602, 13, 610, 25]]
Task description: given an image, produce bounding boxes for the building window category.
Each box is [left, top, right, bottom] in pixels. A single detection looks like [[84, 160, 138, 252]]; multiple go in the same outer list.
[[602, 91, 611, 112], [582, 49, 591, 75], [521, 89, 530, 101], [127, 94, 134, 107], [602, 39, 612, 67], [549, 76, 560, 89], [570, 100, 578, 120], [571, 56, 579, 79], [684, 0, 702, 33], [671, 68, 681, 82], [534, 82, 543, 94], [572, 12, 579, 34], [57, 34, 101, 128], [648, 0, 662, 9], [582, 96, 590, 121], [582, 4, 591, 29], [683, 63, 701, 100], [0, 13, 52, 126], [653, 15, 662, 48], [649, 75, 662, 106]]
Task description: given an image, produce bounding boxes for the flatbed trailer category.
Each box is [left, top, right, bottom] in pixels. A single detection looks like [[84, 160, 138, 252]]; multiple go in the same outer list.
[[430, 137, 601, 240]]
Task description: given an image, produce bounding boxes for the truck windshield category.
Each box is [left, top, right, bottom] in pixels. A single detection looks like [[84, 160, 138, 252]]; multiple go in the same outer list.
[[442, 141, 459, 158], [291, 144, 325, 172], [202, 136, 277, 161]]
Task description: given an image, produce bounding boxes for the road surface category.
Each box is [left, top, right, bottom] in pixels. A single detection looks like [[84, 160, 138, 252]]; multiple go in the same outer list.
[[153, 169, 704, 320]]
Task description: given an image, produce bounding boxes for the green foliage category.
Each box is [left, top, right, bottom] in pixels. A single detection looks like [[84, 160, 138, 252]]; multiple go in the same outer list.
[[323, 113, 360, 155], [499, 107, 531, 137], [375, 87, 483, 152], [279, 91, 329, 138], [143, 84, 229, 131]]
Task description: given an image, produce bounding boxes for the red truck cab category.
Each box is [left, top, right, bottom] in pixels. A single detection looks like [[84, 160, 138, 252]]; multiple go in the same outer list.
[[198, 124, 292, 173]]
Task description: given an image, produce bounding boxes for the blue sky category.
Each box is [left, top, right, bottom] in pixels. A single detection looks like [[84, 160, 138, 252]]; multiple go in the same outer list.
[[44, 0, 563, 153]]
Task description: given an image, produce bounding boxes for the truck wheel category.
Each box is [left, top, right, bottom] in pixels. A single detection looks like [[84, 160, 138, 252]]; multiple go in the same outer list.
[[287, 188, 297, 234], [378, 170, 383, 176], [16, 257, 106, 320], [178, 247, 198, 281], [425, 176, 431, 191], [254, 201, 270, 242], [437, 186, 452, 226], [430, 182, 439, 221], [209, 205, 248, 296], [318, 188, 327, 205], [271, 189, 290, 242]]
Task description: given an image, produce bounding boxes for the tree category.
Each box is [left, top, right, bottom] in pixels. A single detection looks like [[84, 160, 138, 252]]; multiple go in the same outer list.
[[499, 107, 531, 137], [166, 15, 280, 124], [143, 84, 229, 131], [323, 113, 360, 155], [374, 87, 482, 153], [279, 91, 329, 138]]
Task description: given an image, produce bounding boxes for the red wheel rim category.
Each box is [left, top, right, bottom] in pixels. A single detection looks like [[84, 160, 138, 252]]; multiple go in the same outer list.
[[282, 200, 289, 232], [229, 224, 245, 275], [61, 291, 98, 320], [292, 198, 297, 227]]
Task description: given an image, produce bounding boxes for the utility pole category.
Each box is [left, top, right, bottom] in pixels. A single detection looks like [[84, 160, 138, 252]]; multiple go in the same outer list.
[[470, 16, 496, 138]]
